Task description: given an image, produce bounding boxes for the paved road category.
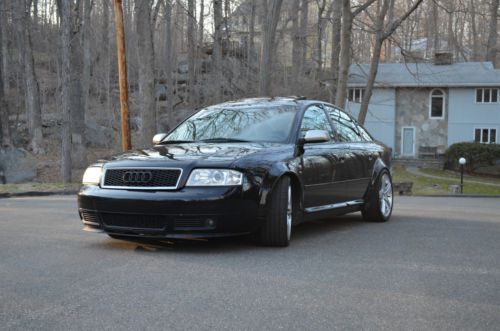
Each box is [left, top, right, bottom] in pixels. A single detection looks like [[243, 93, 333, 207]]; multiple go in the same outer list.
[[1, 196, 500, 330]]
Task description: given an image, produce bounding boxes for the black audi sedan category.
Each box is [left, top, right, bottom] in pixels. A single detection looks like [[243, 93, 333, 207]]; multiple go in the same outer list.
[[78, 97, 393, 246]]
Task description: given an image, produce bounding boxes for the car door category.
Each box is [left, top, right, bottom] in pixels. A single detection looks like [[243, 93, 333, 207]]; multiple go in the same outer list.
[[299, 105, 342, 208], [323, 105, 370, 201], [300, 105, 354, 208]]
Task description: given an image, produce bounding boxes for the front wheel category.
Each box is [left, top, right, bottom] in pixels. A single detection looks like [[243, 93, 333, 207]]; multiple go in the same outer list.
[[362, 170, 393, 222], [258, 176, 293, 247]]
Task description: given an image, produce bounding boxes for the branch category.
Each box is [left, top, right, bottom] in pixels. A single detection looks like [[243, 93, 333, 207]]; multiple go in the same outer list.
[[382, 0, 424, 40], [352, 0, 377, 17]]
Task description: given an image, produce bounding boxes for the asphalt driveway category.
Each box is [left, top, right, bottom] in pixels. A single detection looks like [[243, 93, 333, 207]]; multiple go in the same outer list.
[[1, 195, 499, 330]]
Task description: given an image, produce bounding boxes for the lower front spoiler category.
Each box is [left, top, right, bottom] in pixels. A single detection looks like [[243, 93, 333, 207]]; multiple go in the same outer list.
[[83, 224, 250, 239], [79, 207, 261, 239]]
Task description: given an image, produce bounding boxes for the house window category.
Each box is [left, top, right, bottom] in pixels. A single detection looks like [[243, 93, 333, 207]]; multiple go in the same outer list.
[[429, 89, 445, 119], [474, 128, 497, 144], [476, 88, 499, 103], [348, 88, 364, 103]]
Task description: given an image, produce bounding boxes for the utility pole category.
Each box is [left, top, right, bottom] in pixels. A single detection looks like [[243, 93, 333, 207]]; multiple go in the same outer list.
[[113, 0, 131, 151]]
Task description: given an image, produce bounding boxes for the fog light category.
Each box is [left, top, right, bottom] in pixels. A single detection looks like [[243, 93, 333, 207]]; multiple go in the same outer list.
[[206, 218, 215, 227]]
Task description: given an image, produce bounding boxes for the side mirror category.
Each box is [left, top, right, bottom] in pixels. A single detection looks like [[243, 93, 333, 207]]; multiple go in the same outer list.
[[301, 130, 330, 144], [152, 133, 167, 145]]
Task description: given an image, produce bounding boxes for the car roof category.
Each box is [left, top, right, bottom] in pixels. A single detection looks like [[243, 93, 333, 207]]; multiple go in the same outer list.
[[214, 97, 329, 110]]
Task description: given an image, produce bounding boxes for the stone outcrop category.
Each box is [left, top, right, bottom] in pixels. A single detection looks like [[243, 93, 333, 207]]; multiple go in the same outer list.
[[0, 147, 37, 183]]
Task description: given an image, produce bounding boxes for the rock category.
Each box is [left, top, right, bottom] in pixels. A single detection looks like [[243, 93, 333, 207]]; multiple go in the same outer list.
[[0, 147, 37, 183], [85, 120, 115, 148]]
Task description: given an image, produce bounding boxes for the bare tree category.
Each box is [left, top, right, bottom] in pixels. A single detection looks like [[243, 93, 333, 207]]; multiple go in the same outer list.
[[357, 0, 424, 125], [259, 0, 283, 96], [15, 0, 43, 153], [335, 0, 377, 109], [299, 0, 309, 76], [187, 0, 196, 102], [213, 0, 223, 101], [0, 0, 8, 98], [486, 0, 499, 64], [165, 0, 174, 129], [59, 0, 72, 183], [135, 0, 156, 146], [330, 0, 342, 103], [0, 14, 10, 147]]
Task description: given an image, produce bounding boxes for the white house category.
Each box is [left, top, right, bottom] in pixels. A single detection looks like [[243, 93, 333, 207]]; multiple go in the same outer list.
[[346, 61, 500, 157]]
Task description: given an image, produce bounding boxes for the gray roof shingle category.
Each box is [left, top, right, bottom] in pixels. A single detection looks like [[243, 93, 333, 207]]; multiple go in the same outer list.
[[348, 62, 500, 87]]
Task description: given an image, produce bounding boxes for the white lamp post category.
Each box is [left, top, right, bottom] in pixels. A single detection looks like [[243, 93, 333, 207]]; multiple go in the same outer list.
[[459, 157, 466, 194]]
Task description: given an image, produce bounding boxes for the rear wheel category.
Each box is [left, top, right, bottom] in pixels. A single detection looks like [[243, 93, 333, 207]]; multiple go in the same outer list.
[[362, 170, 393, 222], [258, 176, 293, 247]]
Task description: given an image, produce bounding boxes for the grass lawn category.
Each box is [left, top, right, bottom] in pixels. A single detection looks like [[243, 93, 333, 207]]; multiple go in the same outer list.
[[0, 183, 80, 195], [392, 166, 500, 195]]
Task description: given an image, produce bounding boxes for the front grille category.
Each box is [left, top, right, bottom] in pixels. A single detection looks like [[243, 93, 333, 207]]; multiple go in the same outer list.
[[102, 168, 182, 189], [101, 213, 168, 230], [81, 210, 100, 225]]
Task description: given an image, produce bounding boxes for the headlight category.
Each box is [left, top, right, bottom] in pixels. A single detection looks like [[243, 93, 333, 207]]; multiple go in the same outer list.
[[82, 166, 103, 185], [186, 169, 243, 186]]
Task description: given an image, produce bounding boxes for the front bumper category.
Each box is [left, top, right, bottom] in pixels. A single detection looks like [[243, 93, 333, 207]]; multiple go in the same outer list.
[[77, 185, 262, 239]]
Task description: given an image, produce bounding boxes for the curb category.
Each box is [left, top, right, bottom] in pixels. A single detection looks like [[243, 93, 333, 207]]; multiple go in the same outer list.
[[0, 190, 79, 199]]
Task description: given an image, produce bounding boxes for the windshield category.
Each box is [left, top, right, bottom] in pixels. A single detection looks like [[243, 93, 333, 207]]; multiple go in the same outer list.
[[164, 105, 298, 143]]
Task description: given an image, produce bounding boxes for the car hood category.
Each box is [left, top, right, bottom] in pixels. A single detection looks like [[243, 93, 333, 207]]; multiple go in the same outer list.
[[99, 142, 290, 168]]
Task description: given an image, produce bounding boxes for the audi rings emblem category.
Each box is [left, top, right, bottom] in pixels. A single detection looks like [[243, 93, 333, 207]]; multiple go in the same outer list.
[[122, 170, 153, 184]]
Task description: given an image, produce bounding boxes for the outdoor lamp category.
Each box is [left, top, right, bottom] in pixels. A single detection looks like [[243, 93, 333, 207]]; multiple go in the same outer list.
[[459, 157, 466, 194]]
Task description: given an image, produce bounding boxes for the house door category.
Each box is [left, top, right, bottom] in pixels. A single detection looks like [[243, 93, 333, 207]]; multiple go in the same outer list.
[[401, 127, 415, 156]]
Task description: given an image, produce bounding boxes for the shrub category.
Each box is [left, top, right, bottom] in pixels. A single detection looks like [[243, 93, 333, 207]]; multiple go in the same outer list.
[[444, 142, 500, 173]]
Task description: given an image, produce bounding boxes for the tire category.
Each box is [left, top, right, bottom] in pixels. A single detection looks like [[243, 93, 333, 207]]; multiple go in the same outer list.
[[362, 170, 393, 222], [258, 176, 293, 247]]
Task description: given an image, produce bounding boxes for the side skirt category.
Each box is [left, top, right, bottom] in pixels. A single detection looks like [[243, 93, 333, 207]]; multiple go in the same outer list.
[[303, 200, 364, 221]]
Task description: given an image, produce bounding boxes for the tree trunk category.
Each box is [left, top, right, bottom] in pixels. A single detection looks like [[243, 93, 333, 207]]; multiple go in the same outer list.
[[357, 0, 390, 125], [16, 0, 43, 153], [198, 0, 205, 83], [81, 0, 93, 123], [486, 0, 499, 64], [135, 0, 156, 147], [245, 0, 256, 92], [470, 0, 479, 61], [0, 0, 9, 97], [0, 9, 11, 147], [357, 0, 424, 125], [259, 0, 283, 96], [59, 0, 72, 183], [187, 0, 196, 103], [299, 0, 309, 76], [213, 0, 223, 101], [315, 0, 326, 85], [165, 0, 174, 129], [291, 0, 300, 85], [69, 1, 86, 166], [329, 0, 342, 103], [335, 0, 353, 109]]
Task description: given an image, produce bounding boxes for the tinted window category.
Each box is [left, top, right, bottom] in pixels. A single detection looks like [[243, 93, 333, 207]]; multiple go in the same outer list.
[[324, 106, 363, 142], [300, 106, 334, 140]]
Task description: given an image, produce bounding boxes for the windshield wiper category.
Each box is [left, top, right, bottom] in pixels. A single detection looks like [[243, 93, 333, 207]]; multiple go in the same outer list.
[[199, 138, 251, 143], [158, 140, 194, 144]]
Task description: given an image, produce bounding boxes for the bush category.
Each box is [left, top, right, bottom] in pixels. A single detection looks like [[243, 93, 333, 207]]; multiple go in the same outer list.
[[444, 142, 500, 173]]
